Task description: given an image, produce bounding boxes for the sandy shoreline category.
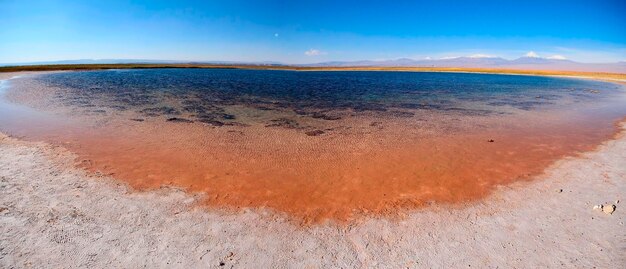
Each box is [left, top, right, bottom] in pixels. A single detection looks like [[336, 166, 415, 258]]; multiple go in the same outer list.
[[1, 124, 624, 268], [3, 71, 625, 224], [1, 70, 625, 267]]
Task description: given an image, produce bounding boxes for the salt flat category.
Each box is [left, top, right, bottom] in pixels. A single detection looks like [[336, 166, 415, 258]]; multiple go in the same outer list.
[[0, 124, 623, 268]]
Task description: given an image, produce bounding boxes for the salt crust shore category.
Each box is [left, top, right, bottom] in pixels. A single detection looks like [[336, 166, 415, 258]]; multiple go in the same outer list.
[[0, 123, 624, 268], [1, 71, 625, 268]]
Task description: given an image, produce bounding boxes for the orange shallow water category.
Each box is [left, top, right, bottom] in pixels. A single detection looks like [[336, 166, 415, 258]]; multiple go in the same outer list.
[[1, 75, 625, 223], [40, 111, 617, 223]]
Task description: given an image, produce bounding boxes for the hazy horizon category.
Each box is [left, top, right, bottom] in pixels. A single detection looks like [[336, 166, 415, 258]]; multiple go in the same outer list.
[[3, 52, 626, 66]]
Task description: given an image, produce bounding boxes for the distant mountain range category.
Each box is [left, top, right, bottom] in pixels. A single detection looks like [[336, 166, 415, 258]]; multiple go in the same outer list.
[[2, 57, 625, 73], [305, 56, 626, 73], [0, 59, 179, 66], [0, 59, 284, 67]]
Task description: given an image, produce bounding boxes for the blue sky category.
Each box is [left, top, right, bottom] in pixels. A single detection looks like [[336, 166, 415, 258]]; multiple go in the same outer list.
[[1, 0, 625, 64]]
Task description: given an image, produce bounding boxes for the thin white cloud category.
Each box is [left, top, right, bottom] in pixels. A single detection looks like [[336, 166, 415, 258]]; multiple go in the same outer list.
[[547, 55, 567, 60], [304, 49, 326, 56], [467, 54, 494, 58], [438, 54, 496, 60], [524, 51, 540, 58], [553, 47, 626, 63]]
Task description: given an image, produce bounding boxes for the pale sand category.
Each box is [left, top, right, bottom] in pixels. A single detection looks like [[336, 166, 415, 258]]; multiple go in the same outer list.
[[0, 122, 624, 268], [1, 71, 625, 268]]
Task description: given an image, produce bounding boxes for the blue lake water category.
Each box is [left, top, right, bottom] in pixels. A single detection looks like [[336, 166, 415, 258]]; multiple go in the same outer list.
[[30, 69, 626, 126]]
